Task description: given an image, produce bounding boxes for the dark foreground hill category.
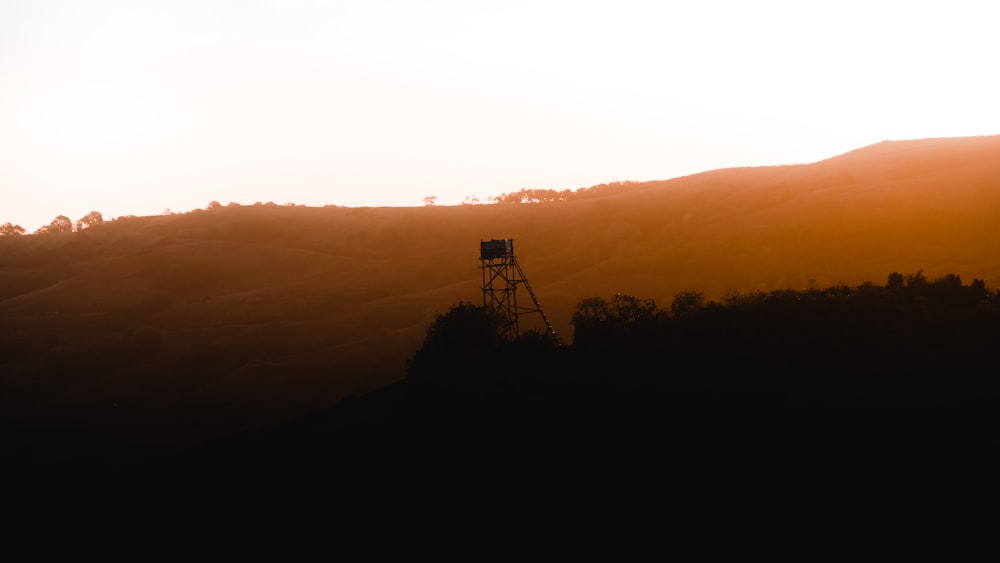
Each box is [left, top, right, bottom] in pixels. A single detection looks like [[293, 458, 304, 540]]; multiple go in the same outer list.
[[2, 134, 1000, 481], [118, 276, 1000, 501]]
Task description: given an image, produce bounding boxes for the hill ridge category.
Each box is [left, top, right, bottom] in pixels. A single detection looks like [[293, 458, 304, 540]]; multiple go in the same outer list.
[[2, 134, 999, 476]]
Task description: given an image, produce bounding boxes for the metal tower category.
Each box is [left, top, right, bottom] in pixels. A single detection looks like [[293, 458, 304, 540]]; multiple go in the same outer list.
[[480, 239, 555, 340]]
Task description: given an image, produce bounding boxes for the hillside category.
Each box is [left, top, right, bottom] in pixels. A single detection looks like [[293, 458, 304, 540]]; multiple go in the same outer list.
[[2, 134, 1000, 476], [123, 275, 1000, 498]]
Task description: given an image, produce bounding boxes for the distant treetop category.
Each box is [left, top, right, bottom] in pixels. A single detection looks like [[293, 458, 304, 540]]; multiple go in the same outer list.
[[0, 222, 26, 236], [490, 181, 640, 204]]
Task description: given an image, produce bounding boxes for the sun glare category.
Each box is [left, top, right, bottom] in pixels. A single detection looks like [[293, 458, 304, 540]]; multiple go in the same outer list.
[[0, 0, 997, 230], [24, 81, 166, 156]]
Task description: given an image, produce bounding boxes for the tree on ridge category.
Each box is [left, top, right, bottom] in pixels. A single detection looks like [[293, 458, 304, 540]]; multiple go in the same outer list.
[[76, 211, 104, 231], [34, 215, 73, 234], [0, 222, 25, 236]]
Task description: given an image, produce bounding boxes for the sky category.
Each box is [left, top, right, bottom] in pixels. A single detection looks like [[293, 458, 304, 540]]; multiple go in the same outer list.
[[1, 0, 998, 232]]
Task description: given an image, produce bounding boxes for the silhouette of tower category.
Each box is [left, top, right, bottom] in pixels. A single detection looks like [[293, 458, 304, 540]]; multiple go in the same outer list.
[[480, 239, 555, 340]]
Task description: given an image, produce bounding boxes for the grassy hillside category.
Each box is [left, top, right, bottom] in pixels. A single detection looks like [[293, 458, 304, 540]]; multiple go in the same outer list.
[[2, 134, 999, 475]]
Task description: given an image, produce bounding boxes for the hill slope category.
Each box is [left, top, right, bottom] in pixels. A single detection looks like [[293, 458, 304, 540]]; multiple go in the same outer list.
[[2, 134, 999, 475]]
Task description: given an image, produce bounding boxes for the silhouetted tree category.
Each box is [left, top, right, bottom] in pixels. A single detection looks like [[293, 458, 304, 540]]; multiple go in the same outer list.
[[608, 293, 658, 324], [887, 272, 905, 291], [491, 181, 640, 205], [0, 222, 25, 236], [969, 278, 990, 304], [923, 273, 992, 306], [572, 296, 612, 326], [722, 288, 766, 308], [407, 302, 508, 385], [35, 215, 73, 234], [671, 290, 706, 317], [906, 270, 928, 291], [75, 210, 103, 231], [493, 191, 525, 204], [571, 293, 658, 347]]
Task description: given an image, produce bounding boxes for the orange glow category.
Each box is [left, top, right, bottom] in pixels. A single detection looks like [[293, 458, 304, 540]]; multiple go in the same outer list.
[[1, 1, 997, 232]]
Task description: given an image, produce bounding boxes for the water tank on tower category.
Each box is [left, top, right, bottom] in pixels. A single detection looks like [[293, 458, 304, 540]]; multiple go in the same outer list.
[[479, 238, 555, 340]]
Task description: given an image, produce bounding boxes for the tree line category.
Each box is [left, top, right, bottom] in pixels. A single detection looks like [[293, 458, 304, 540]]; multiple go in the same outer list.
[[449, 181, 642, 206], [403, 271, 1000, 454], [1, 211, 104, 236], [412, 270, 996, 369], [114, 270, 1000, 488], [485, 181, 641, 205], [3, 179, 641, 236]]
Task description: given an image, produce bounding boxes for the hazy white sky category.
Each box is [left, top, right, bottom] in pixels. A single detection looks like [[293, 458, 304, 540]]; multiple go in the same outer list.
[[2, 0, 997, 231]]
